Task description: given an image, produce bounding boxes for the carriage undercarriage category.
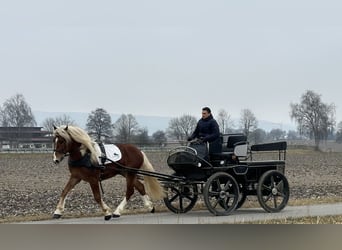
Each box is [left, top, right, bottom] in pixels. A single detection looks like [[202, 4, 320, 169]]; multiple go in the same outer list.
[[161, 163, 289, 216]]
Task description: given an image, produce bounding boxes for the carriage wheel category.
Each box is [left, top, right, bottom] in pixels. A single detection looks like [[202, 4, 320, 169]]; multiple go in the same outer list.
[[236, 186, 247, 210], [163, 183, 198, 214], [257, 170, 290, 213], [203, 172, 239, 216]]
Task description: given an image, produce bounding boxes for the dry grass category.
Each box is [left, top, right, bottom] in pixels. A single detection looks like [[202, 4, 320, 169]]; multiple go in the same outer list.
[[241, 215, 342, 224], [282, 215, 342, 224]]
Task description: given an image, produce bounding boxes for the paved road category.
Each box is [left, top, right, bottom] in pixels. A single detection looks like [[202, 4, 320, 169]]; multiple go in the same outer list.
[[18, 203, 342, 224]]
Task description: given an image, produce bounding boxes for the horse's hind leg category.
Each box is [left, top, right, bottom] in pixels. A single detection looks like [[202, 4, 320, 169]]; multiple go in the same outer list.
[[53, 176, 81, 219], [134, 178, 155, 213], [89, 181, 112, 221], [113, 174, 136, 217]]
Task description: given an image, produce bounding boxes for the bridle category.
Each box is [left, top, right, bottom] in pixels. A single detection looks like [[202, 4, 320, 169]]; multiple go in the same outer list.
[[53, 135, 70, 162], [53, 149, 70, 157]]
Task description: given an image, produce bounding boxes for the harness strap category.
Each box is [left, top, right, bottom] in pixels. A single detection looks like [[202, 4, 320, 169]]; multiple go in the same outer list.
[[98, 142, 107, 165]]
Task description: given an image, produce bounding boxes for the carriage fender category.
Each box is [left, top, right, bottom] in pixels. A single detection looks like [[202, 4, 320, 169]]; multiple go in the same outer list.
[[234, 143, 248, 157]]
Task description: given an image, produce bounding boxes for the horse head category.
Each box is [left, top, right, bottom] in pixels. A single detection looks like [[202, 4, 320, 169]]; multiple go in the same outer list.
[[52, 125, 98, 165], [53, 125, 73, 164]]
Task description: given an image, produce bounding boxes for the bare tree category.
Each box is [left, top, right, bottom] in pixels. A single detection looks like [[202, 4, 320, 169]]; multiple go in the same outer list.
[[42, 114, 76, 132], [217, 109, 232, 134], [113, 114, 139, 143], [86, 108, 113, 142], [0, 94, 36, 127], [249, 128, 267, 144], [0, 106, 3, 125], [287, 130, 300, 140], [133, 127, 150, 145], [290, 90, 335, 150], [239, 108, 258, 139], [335, 121, 342, 143], [152, 130, 167, 146], [167, 114, 197, 144], [268, 128, 286, 141]]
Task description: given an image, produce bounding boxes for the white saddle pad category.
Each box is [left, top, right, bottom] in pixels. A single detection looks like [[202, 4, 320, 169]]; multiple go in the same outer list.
[[94, 143, 122, 165]]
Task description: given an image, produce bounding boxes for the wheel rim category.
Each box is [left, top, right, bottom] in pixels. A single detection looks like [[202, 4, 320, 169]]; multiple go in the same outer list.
[[163, 184, 198, 214], [257, 170, 290, 213], [204, 172, 239, 216]]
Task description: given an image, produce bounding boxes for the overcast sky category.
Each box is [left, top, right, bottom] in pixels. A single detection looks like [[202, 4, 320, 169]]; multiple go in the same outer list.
[[1, 0, 342, 126]]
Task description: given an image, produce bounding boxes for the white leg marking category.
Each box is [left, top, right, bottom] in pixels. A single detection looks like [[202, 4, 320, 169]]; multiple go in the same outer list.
[[54, 198, 66, 215], [101, 201, 112, 216], [113, 198, 127, 216], [142, 195, 153, 211]]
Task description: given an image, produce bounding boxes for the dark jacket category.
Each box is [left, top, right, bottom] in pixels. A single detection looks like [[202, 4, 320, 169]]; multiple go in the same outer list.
[[189, 114, 220, 143]]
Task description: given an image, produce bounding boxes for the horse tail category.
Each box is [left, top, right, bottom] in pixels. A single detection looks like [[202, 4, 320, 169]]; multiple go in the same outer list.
[[140, 152, 165, 200]]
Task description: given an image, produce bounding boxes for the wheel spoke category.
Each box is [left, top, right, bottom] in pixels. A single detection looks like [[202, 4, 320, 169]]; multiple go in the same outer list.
[[227, 193, 236, 199], [208, 190, 220, 197], [223, 180, 231, 191], [273, 196, 278, 208], [276, 180, 284, 192], [276, 191, 286, 198], [184, 193, 195, 201], [215, 179, 221, 190], [212, 198, 219, 208], [264, 193, 273, 203], [275, 180, 286, 198], [222, 198, 229, 210], [169, 190, 180, 202], [262, 184, 272, 191], [270, 176, 275, 188], [179, 197, 184, 210]]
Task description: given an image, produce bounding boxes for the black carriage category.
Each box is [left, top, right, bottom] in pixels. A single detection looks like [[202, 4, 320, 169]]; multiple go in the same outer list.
[[163, 134, 290, 216]]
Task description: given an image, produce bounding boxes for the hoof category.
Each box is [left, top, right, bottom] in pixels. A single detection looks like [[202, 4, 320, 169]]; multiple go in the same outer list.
[[112, 213, 120, 218], [104, 215, 112, 221], [150, 207, 155, 213], [53, 214, 62, 219]]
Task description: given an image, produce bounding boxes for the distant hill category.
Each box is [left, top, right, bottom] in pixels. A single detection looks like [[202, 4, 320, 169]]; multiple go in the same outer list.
[[33, 111, 295, 134]]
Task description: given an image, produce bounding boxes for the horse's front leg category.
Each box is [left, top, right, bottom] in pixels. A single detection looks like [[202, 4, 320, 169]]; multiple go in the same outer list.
[[53, 176, 81, 219], [89, 181, 112, 221]]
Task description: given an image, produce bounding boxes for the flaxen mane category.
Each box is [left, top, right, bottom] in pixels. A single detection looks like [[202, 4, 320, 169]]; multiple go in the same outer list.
[[53, 125, 100, 165]]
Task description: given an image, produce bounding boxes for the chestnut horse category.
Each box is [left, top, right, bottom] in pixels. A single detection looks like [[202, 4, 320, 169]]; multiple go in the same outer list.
[[52, 125, 164, 220]]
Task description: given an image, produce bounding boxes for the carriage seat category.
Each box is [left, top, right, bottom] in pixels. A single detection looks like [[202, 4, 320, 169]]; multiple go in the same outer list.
[[209, 134, 248, 164]]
